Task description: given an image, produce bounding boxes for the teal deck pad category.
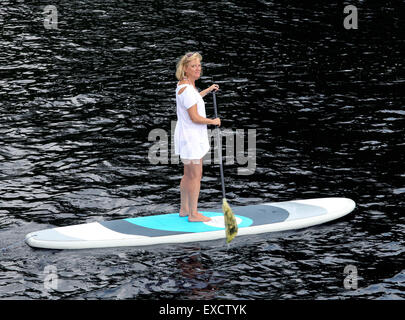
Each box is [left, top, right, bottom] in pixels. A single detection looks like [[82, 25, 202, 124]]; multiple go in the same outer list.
[[125, 212, 253, 233]]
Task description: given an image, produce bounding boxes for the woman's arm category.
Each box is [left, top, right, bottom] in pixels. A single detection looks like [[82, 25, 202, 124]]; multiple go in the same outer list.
[[200, 84, 219, 98], [187, 105, 221, 126]]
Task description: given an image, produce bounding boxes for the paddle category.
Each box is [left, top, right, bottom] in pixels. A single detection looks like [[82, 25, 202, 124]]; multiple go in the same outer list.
[[212, 91, 238, 243]]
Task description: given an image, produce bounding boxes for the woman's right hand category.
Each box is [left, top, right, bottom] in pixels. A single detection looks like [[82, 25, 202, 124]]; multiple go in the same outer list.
[[211, 118, 221, 126]]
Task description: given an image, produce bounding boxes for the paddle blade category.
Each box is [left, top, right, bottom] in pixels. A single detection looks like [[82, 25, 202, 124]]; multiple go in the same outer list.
[[222, 198, 238, 243]]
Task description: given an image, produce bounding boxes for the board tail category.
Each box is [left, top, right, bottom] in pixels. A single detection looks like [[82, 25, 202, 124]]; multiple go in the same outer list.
[[223, 198, 238, 243]]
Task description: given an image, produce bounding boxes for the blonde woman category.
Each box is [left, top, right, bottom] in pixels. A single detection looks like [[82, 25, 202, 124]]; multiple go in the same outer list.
[[174, 52, 220, 222]]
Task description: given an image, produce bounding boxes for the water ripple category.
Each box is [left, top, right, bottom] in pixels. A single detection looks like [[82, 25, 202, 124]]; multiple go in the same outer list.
[[0, 0, 404, 300]]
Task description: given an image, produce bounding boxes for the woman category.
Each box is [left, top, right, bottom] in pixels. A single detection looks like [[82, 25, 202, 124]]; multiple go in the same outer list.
[[174, 52, 220, 222]]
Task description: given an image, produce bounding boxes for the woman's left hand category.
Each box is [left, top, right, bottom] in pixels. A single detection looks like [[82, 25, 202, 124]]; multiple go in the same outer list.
[[200, 84, 219, 98], [209, 84, 219, 92]]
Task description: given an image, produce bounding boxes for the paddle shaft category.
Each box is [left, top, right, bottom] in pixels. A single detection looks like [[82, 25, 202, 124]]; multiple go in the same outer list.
[[212, 91, 226, 199]]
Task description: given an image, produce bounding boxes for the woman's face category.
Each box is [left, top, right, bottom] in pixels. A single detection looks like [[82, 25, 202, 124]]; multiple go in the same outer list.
[[185, 58, 201, 80]]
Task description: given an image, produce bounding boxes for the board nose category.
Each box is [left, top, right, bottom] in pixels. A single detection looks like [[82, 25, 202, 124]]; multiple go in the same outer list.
[[328, 198, 356, 214], [309, 197, 356, 214]]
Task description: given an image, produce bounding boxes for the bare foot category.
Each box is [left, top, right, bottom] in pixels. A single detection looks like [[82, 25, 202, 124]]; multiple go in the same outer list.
[[179, 211, 204, 217], [179, 210, 188, 217], [188, 213, 211, 222]]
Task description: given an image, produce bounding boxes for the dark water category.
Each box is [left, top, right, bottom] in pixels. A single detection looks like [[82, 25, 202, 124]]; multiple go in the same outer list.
[[0, 0, 404, 300]]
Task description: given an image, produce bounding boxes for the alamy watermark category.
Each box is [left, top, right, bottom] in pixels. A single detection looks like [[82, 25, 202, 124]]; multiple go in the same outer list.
[[43, 5, 58, 30], [148, 121, 257, 175], [343, 264, 358, 290], [343, 5, 358, 30], [43, 265, 58, 292]]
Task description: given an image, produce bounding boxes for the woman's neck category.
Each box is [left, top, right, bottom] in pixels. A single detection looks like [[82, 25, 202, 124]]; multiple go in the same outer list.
[[183, 76, 196, 87]]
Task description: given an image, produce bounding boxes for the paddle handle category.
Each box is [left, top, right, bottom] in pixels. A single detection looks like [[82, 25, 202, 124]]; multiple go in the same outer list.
[[212, 91, 226, 199]]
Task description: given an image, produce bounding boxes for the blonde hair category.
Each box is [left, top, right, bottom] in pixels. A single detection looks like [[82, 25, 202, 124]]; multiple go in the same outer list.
[[175, 52, 203, 80]]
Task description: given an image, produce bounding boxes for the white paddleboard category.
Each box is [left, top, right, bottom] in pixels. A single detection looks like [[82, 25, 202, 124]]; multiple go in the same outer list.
[[25, 197, 355, 249]]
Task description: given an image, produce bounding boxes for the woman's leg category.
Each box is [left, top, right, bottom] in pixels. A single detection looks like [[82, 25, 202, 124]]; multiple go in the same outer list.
[[180, 158, 210, 222], [179, 173, 189, 217]]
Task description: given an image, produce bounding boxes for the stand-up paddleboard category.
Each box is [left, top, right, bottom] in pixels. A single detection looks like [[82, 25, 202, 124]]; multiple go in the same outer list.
[[25, 197, 355, 250]]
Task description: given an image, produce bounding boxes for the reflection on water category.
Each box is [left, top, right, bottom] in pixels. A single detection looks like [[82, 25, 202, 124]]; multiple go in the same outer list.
[[175, 248, 218, 299], [0, 0, 404, 299]]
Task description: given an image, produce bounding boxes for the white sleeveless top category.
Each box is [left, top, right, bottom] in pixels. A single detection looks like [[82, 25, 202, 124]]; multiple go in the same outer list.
[[174, 84, 210, 160]]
